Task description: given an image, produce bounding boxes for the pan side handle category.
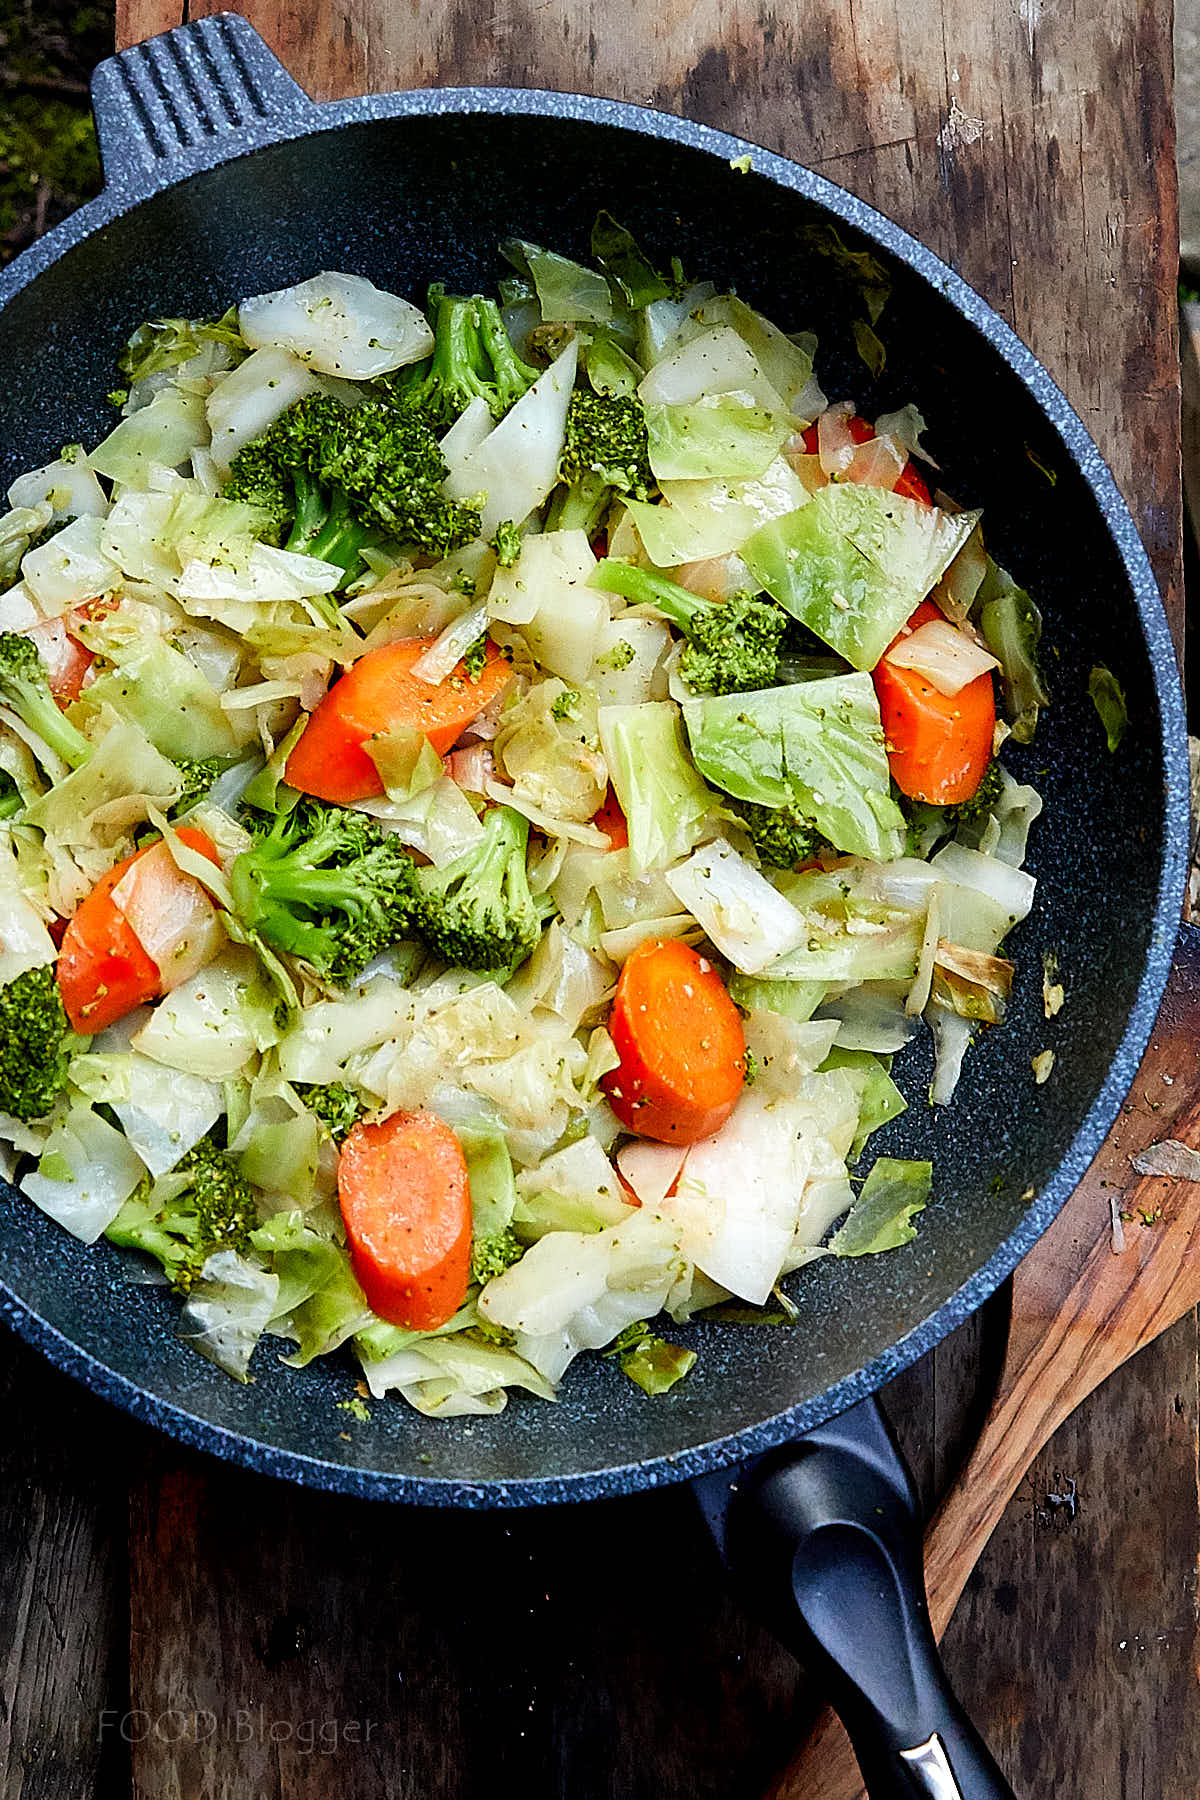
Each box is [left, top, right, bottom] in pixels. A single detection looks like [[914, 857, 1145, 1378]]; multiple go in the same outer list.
[[695, 1397, 1017, 1800], [90, 12, 316, 191]]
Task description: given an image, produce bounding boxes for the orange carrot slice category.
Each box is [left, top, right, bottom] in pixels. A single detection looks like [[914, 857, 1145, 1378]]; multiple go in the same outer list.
[[873, 599, 996, 804], [57, 827, 220, 1034], [286, 635, 513, 805], [603, 937, 745, 1145], [338, 1109, 472, 1330], [592, 786, 629, 850]]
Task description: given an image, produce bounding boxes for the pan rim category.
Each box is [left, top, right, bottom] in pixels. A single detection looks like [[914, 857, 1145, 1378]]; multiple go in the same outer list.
[[0, 82, 1189, 1506]]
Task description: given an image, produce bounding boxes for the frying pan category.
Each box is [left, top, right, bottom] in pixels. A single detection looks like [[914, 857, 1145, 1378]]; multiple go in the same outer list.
[[0, 15, 1187, 1796]]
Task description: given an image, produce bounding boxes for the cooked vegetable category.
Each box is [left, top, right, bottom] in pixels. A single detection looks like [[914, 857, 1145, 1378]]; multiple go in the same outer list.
[[105, 1131, 258, 1293], [683, 674, 907, 862], [722, 795, 822, 868], [0, 631, 92, 774], [1088, 663, 1128, 751], [0, 964, 83, 1121], [407, 289, 540, 428], [546, 390, 655, 534], [230, 799, 419, 984], [56, 828, 221, 1034], [294, 1080, 368, 1143], [873, 600, 996, 804], [742, 485, 979, 671], [604, 936, 745, 1143], [285, 635, 512, 803], [0, 232, 1049, 1419], [593, 558, 786, 694], [977, 568, 1049, 744], [338, 1109, 472, 1329], [414, 804, 543, 973], [224, 388, 481, 565]]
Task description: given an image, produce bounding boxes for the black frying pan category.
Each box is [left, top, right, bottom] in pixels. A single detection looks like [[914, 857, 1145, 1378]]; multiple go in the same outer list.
[[0, 17, 1188, 1796]]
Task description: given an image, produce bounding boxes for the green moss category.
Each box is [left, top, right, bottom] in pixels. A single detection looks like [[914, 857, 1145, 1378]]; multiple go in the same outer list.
[[0, 2, 110, 262]]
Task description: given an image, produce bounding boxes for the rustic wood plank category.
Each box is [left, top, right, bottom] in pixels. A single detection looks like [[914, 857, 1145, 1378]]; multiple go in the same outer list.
[[107, 5, 1190, 1799], [126, 1441, 800, 1800], [0, 1333, 130, 1800]]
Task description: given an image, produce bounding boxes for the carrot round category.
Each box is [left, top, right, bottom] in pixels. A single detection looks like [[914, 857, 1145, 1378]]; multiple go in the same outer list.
[[592, 786, 629, 850], [57, 827, 220, 1034], [338, 1109, 472, 1330], [285, 635, 513, 805], [603, 937, 745, 1145], [801, 414, 931, 504], [873, 600, 995, 804]]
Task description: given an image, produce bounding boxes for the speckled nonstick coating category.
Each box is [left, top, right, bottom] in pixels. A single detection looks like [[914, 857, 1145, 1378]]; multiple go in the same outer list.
[[0, 16, 1187, 1505]]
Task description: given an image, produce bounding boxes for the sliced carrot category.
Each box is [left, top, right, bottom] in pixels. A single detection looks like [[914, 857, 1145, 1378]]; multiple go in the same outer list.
[[56, 827, 220, 1034], [873, 600, 995, 804], [603, 937, 745, 1145], [892, 463, 932, 505], [338, 1109, 472, 1330], [801, 414, 931, 504], [592, 786, 629, 851], [26, 617, 93, 704], [285, 635, 513, 805]]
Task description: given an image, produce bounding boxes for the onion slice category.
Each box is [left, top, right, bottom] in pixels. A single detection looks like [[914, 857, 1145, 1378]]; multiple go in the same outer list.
[[110, 840, 225, 992], [883, 617, 999, 696]]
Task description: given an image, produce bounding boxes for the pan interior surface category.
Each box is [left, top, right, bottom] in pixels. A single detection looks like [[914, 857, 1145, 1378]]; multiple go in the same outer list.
[[0, 106, 1183, 1501]]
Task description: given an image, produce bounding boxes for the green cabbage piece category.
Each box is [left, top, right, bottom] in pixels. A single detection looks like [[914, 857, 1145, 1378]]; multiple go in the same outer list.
[[1087, 664, 1127, 752], [644, 394, 790, 482], [742, 486, 980, 670], [830, 1156, 931, 1256], [821, 1048, 907, 1159], [83, 636, 241, 761], [683, 674, 906, 862], [597, 701, 715, 874]]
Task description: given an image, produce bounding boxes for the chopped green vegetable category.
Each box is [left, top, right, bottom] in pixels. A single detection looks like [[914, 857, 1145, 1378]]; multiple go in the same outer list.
[[0, 965, 83, 1122], [1088, 664, 1127, 751], [105, 1132, 258, 1293], [230, 799, 420, 984], [829, 1156, 931, 1256]]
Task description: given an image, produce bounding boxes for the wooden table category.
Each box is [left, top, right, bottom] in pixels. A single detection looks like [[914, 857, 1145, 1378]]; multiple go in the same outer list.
[[0, 4, 1190, 1795]]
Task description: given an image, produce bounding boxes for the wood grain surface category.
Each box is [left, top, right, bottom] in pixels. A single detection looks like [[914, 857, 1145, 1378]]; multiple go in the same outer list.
[[0, 4, 1188, 1798]]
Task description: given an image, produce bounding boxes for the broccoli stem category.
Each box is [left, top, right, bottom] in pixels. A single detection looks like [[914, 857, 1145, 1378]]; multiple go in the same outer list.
[[0, 633, 92, 770], [284, 469, 328, 553], [544, 472, 611, 536], [590, 558, 704, 630], [473, 298, 540, 412]]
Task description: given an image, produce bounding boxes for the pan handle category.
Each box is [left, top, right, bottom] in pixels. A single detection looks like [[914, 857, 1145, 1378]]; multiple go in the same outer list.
[[90, 12, 316, 193], [694, 1396, 1017, 1799]]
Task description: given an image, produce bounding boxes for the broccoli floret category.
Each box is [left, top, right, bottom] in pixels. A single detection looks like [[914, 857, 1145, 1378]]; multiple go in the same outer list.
[[415, 804, 543, 973], [0, 964, 82, 1120], [0, 633, 92, 772], [492, 519, 522, 568], [223, 389, 478, 568], [105, 1132, 257, 1294], [471, 1225, 525, 1284], [293, 1080, 366, 1144], [169, 755, 240, 815], [408, 291, 539, 431], [591, 560, 786, 694], [461, 634, 489, 681], [230, 799, 420, 985], [902, 760, 1005, 856], [951, 759, 1005, 830], [725, 796, 823, 868], [546, 390, 654, 534]]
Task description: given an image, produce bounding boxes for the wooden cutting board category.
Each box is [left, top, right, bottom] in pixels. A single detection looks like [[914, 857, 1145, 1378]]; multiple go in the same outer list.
[[77, 7, 1186, 1799]]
